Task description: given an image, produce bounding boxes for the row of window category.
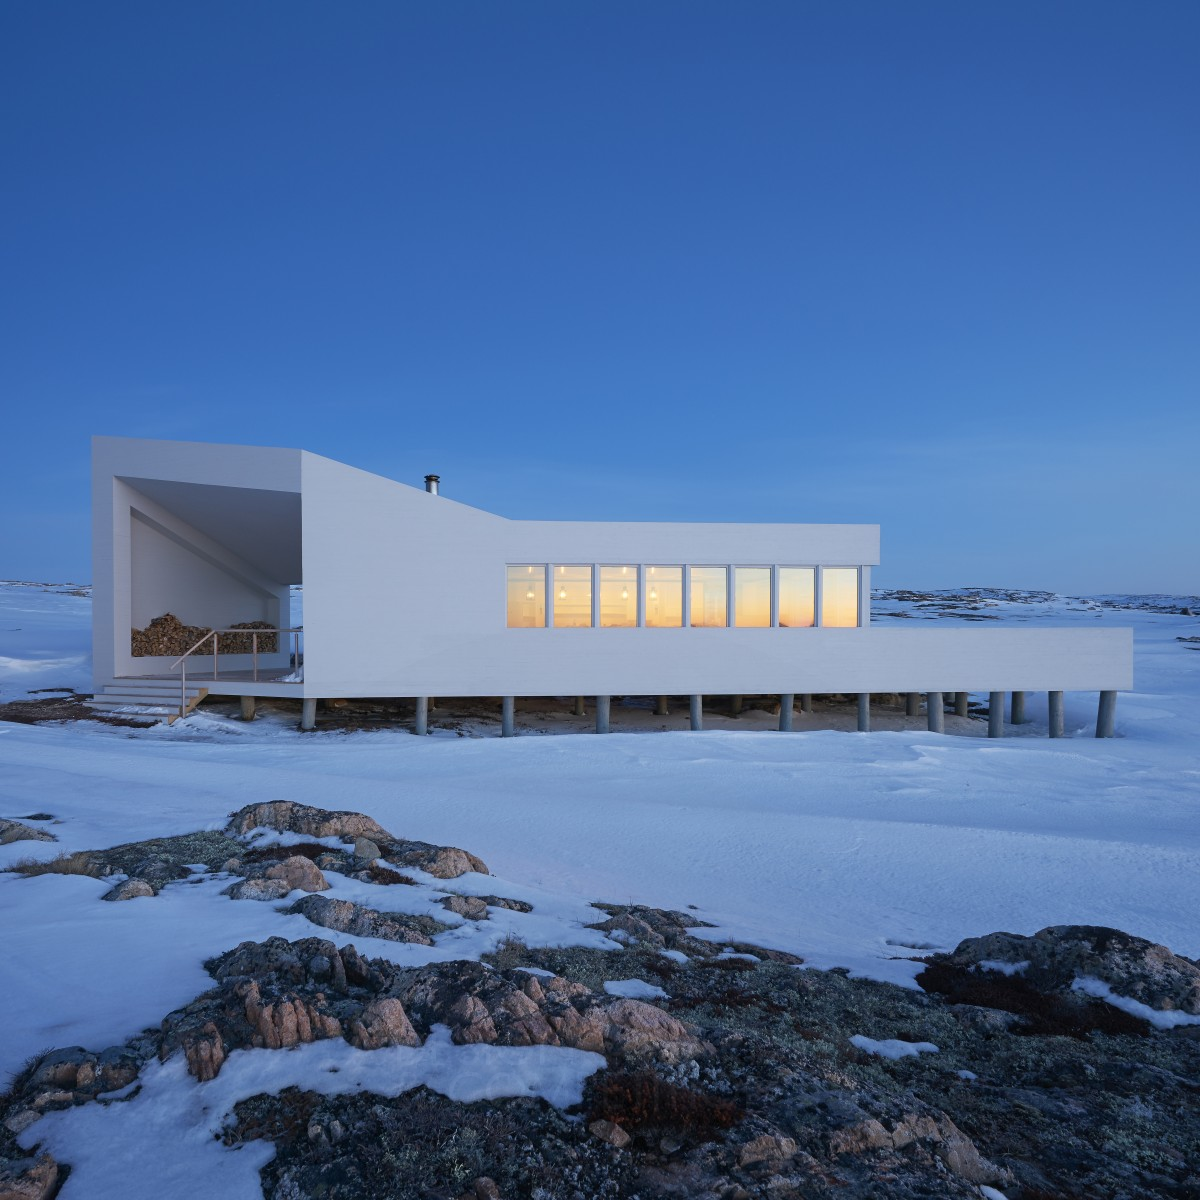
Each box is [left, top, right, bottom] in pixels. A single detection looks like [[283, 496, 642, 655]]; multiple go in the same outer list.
[[506, 564, 862, 629]]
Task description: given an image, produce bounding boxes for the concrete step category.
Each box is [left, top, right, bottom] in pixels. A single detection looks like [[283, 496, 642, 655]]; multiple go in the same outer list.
[[98, 686, 206, 701], [87, 683, 209, 723]]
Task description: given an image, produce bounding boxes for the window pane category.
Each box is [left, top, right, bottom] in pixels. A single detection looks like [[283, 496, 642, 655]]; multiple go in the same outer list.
[[690, 566, 728, 628], [778, 567, 815, 628], [553, 564, 593, 627], [644, 566, 683, 627], [599, 565, 637, 627], [507, 565, 545, 628], [821, 567, 860, 628], [734, 567, 771, 627]]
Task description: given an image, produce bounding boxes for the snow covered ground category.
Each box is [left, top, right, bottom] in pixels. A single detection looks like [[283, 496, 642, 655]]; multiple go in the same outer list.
[[1, 581, 1199, 1196]]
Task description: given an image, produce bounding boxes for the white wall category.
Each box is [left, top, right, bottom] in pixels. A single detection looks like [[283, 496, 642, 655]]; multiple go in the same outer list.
[[130, 513, 275, 630], [95, 437, 1134, 699], [299, 453, 1130, 697], [93, 439, 298, 685]]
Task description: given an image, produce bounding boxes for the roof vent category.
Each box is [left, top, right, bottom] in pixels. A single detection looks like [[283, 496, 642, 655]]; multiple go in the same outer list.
[[424, 474, 440, 495]]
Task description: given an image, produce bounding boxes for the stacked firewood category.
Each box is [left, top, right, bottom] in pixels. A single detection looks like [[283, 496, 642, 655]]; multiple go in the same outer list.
[[131, 614, 278, 657]]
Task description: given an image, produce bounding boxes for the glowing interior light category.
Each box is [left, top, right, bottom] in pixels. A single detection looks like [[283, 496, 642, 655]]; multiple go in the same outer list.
[[559, 586, 567, 600], [621, 586, 629, 600], [649, 587, 658, 600], [526, 587, 535, 601]]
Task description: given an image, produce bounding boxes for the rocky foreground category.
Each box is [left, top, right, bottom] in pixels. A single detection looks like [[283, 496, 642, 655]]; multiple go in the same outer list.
[[2, 803, 1199, 1200]]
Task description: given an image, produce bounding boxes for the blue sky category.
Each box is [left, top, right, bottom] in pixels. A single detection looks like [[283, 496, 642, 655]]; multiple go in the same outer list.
[[2, 1, 1196, 592]]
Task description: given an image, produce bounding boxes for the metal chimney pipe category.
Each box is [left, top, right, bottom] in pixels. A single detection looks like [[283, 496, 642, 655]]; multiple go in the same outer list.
[[424, 474, 440, 495]]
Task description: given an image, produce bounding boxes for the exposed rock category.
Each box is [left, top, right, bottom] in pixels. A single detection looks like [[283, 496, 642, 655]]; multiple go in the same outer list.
[[352, 836, 381, 861], [941, 924, 1200, 1015], [477, 894, 533, 913], [239, 980, 343, 1053], [385, 838, 489, 880], [224, 877, 292, 901], [182, 1021, 226, 1083], [471, 1178, 502, 1200], [737, 1132, 797, 1166], [287, 895, 448, 945], [587, 903, 731, 959], [225, 801, 488, 877], [934, 1116, 1010, 1185], [393, 960, 709, 1063], [590, 1118, 632, 1148], [440, 893, 489, 920], [347, 998, 420, 1050], [264, 855, 329, 893], [0, 819, 55, 845], [0, 1153, 58, 1200], [101, 877, 154, 901], [828, 1112, 1008, 1185], [227, 801, 391, 842]]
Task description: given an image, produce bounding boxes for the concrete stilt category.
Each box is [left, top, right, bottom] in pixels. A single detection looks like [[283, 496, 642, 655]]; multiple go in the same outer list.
[[857, 693, 870, 732], [730, 694, 743, 717], [573, 696, 586, 717], [596, 695, 611, 734], [689, 694, 703, 731], [988, 692, 1005, 738], [954, 691, 969, 717], [301, 698, 317, 731], [414, 696, 429, 736], [655, 695, 670, 716], [906, 692, 920, 717], [779, 694, 794, 732], [926, 691, 945, 733], [1011, 690, 1027, 725], [1048, 691, 1065, 738], [1096, 690, 1117, 738], [501, 696, 514, 738], [800, 694, 813, 714], [239, 695, 257, 721]]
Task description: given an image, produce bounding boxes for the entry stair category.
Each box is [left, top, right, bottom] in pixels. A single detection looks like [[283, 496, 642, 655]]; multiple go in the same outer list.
[[85, 680, 208, 724]]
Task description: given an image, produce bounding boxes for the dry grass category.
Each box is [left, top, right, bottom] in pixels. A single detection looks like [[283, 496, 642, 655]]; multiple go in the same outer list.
[[587, 1071, 742, 1139], [366, 861, 417, 886], [916, 960, 1150, 1038], [9, 851, 100, 879]]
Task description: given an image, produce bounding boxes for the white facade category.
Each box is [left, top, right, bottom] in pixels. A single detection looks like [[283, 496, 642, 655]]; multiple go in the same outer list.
[[92, 436, 1133, 703]]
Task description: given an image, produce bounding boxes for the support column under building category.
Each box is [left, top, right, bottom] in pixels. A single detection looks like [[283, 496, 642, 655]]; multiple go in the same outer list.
[[1011, 690, 1027, 725], [596, 695, 611, 734], [1048, 691, 1065, 738], [501, 696, 514, 738], [655, 696, 670, 716], [857, 693, 870, 733], [240, 695, 256, 721], [301, 698, 316, 732], [954, 691, 969, 718], [988, 692, 1005, 738], [689, 695, 703, 731], [1096, 691, 1117, 738], [414, 696, 429, 736], [573, 696, 586, 717], [779, 694, 794, 732], [906, 692, 920, 718], [800, 694, 813, 714], [730, 695, 743, 717], [926, 692, 945, 734]]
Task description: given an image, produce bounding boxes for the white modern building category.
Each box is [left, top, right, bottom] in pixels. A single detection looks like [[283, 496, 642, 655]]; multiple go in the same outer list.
[[90, 436, 1132, 735]]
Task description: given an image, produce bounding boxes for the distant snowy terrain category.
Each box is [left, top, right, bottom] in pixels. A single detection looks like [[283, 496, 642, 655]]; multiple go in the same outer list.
[[1, 581, 1199, 1197]]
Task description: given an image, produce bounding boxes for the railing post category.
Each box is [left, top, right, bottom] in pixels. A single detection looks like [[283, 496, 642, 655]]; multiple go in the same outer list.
[[213, 633, 219, 682], [181, 658, 187, 719], [252, 632, 259, 682]]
